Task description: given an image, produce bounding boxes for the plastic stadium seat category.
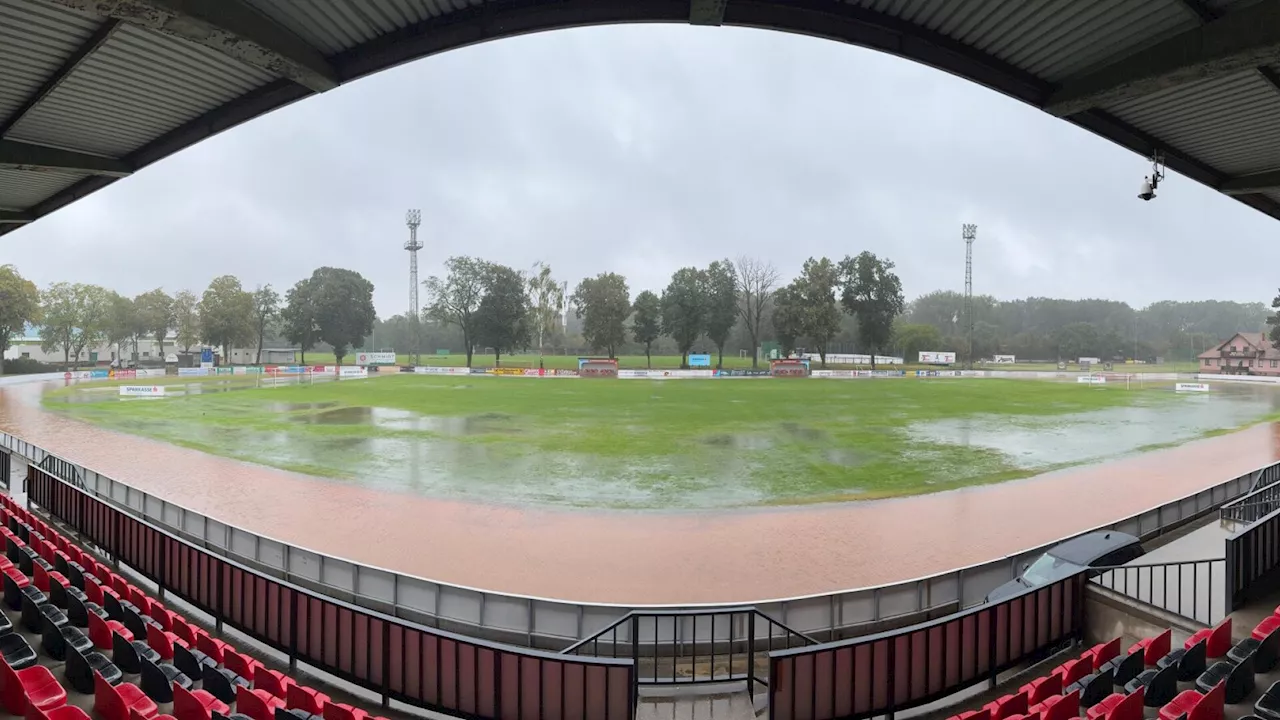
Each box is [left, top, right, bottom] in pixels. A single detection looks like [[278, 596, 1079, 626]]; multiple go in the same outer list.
[[321, 702, 367, 720], [0, 658, 68, 716], [1186, 619, 1233, 660], [1066, 667, 1114, 709], [1158, 681, 1225, 720], [195, 632, 229, 665], [149, 606, 174, 632], [201, 664, 249, 705], [33, 564, 68, 595], [138, 655, 190, 704], [238, 686, 285, 720], [23, 593, 66, 634], [40, 611, 92, 662], [1124, 663, 1178, 706], [172, 683, 230, 720], [1019, 674, 1062, 705], [1233, 626, 1280, 673], [94, 672, 158, 720], [1130, 629, 1172, 666], [1052, 657, 1092, 688], [27, 704, 91, 720], [285, 685, 330, 716], [985, 691, 1029, 720], [1084, 638, 1121, 668], [89, 612, 132, 651], [224, 651, 263, 682], [4, 566, 32, 610], [66, 593, 105, 629], [127, 587, 151, 617], [1256, 681, 1280, 720], [0, 632, 37, 670], [172, 644, 215, 685], [1196, 650, 1255, 705], [253, 666, 295, 701], [1086, 687, 1143, 720], [112, 630, 161, 674], [1157, 637, 1208, 681], [1029, 690, 1079, 720], [64, 643, 122, 695], [146, 624, 184, 662]]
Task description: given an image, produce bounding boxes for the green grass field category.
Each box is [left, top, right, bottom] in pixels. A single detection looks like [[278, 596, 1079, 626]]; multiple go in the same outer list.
[[40, 373, 1243, 509]]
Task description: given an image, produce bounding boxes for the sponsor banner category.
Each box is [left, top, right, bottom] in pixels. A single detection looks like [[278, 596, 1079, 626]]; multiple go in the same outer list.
[[916, 370, 962, 377], [62, 371, 95, 380], [618, 369, 650, 379], [801, 353, 904, 366], [619, 369, 716, 379], [216, 367, 234, 375], [1197, 373, 1280, 384], [137, 369, 165, 378], [489, 367, 527, 376], [469, 367, 489, 375], [119, 385, 165, 397], [414, 366, 473, 375], [522, 368, 546, 377], [1078, 357, 1102, 365], [338, 366, 368, 379], [355, 351, 397, 366], [688, 354, 712, 368], [200, 349, 214, 364], [919, 351, 956, 365], [88, 369, 109, 379], [109, 369, 136, 380], [992, 355, 1016, 364], [1176, 382, 1210, 393], [177, 367, 208, 377], [553, 369, 579, 377], [399, 365, 416, 373], [811, 369, 869, 379], [872, 370, 906, 377], [1077, 375, 1107, 384], [714, 369, 772, 377]]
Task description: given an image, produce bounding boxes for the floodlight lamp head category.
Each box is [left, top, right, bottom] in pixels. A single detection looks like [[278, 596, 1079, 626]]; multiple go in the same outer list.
[[1138, 177, 1155, 201], [406, 209, 421, 229]]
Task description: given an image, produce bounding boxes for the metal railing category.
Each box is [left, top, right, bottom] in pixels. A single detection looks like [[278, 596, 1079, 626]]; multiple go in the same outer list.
[[1221, 465, 1280, 524], [1090, 559, 1227, 625], [0, 428, 1267, 650], [0, 448, 9, 490], [37, 455, 84, 490], [561, 606, 816, 690], [1227, 503, 1280, 609], [26, 466, 636, 720]]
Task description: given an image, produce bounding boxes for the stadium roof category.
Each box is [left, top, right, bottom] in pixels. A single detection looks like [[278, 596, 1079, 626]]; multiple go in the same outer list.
[[3, 0, 1280, 238]]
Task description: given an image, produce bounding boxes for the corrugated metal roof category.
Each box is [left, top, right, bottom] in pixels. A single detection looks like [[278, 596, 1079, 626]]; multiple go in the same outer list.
[[243, 0, 467, 56], [0, 0, 100, 126], [5, 23, 276, 157], [1105, 69, 1280, 176], [0, 167, 86, 207]]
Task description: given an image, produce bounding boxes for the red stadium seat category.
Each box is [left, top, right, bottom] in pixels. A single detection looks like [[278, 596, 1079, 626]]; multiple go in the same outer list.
[[171, 616, 198, 647], [88, 612, 132, 651], [32, 564, 68, 595], [93, 673, 157, 720], [1084, 637, 1121, 667], [1086, 687, 1143, 720], [985, 691, 1029, 720], [146, 624, 182, 662], [149, 606, 174, 632], [236, 686, 284, 720], [1030, 690, 1079, 720], [133, 712, 173, 720], [27, 703, 90, 720], [172, 684, 229, 720], [127, 587, 151, 616], [1052, 657, 1092, 687], [0, 659, 67, 716], [223, 650, 262, 680], [322, 702, 367, 720], [286, 685, 330, 716], [1186, 619, 1232, 659], [253, 666, 295, 700], [1129, 628, 1171, 665], [1019, 673, 1062, 705], [194, 632, 229, 664], [1158, 681, 1225, 720], [1256, 615, 1280, 641]]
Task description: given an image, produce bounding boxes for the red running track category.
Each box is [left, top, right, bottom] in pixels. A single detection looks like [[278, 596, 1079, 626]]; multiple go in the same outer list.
[[2, 379, 1275, 604]]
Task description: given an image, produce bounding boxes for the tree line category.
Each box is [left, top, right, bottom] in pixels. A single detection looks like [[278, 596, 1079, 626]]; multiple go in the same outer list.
[[0, 264, 375, 370]]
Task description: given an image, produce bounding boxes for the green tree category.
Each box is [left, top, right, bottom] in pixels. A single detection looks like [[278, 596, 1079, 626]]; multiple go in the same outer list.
[[424, 256, 487, 368], [1055, 321, 1101, 361], [104, 292, 137, 364], [796, 257, 842, 367], [703, 259, 738, 369], [474, 263, 530, 366], [39, 282, 112, 368], [734, 256, 779, 369], [893, 322, 944, 362], [631, 290, 662, 368], [310, 267, 376, 366], [172, 290, 200, 353], [526, 261, 564, 367], [839, 251, 904, 369], [771, 282, 804, 358], [1267, 288, 1280, 349], [198, 275, 254, 362], [0, 265, 41, 375], [571, 273, 630, 358], [660, 267, 708, 368], [251, 285, 281, 364], [134, 288, 174, 361], [281, 279, 318, 364]]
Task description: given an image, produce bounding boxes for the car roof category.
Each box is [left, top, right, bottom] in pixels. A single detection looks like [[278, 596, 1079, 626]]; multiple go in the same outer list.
[[1047, 531, 1140, 565]]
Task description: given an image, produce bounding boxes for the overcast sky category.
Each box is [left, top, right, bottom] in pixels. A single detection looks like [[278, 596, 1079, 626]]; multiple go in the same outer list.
[[3, 23, 1278, 317]]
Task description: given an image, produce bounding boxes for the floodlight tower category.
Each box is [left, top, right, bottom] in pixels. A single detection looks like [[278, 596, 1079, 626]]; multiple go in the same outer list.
[[962, 223, 977, 370], [561, 281, 569, 331], [405, 209, 423, 365]]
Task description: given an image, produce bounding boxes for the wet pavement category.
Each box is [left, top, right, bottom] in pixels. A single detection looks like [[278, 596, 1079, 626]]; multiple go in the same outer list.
[[3, 377, 1279, 604]]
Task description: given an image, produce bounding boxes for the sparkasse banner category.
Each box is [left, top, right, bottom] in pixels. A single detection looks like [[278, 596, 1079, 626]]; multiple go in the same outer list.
[[119, 385, 165, 397], [992, 355, 1016, 364], [355, 351, 396, 366], [919, 351, 956, 365]]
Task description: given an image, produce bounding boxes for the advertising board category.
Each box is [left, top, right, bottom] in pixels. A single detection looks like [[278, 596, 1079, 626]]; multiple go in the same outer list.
[[488, 367, 526, 376], [177, 367, 208, 377], [355, 351, 397, 366], [1078, 357, 1102, 365], [216, 367, 234, 375], [522, 369, 545, 377], [1077, 375, 1107, 385], [918, 351, 956, 365], [414, 366, 472, 376], [770, 359, 809, 377], [687, 354, 711, 367], [992, 355, 1016, 364], [109, 369, 136, 380], [119, 385, 165, 397], [578, 358, 618, 378], [801, 353, 903, 366], [553, 369, 579, 377], [1176, 382, 1211, 393], [338, 366, 368, 379]]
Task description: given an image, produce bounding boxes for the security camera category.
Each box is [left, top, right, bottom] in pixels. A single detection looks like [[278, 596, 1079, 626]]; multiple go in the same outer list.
[[1138, 177, 1155, 201]]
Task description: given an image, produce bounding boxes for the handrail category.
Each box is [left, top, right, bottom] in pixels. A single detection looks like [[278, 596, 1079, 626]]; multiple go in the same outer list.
[[1089, 558, 1227, 625], [0, 426, 1268, 646], [1218, 463, 1280, 523]]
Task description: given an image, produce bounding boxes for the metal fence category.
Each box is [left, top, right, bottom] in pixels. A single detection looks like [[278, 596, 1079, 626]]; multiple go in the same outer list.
[[0, 429, 1268, 650], [561, 607, 816, 690], [1090, 559, 1227, 625], [1227, 502, 1280, 609], [1221, 464, 1280, 524], [27, 466, 636, 720], [768, 574, 1086, 720], [0, 447, 8, 489]]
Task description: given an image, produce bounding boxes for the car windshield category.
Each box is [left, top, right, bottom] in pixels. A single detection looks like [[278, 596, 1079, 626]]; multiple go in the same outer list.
[[1022, 553, 1084, 586]]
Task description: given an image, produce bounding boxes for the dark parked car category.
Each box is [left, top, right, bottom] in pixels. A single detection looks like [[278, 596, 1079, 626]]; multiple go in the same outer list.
[[985, 531, 1144, 603]]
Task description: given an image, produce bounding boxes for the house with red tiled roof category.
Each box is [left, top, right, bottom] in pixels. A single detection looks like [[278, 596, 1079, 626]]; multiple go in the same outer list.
[[1198, 332, 1280, 376]]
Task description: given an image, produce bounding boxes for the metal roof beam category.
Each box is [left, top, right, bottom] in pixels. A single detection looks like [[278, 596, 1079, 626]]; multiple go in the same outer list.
[[1222, 169, 1280, 195], [0, 211, 33, 225], [0, 140, 133, 176], [1045, 1, 1280, 116], [0, 19, 120, 138], [690, 0, 727, 25], [47, 0, 339, 93]]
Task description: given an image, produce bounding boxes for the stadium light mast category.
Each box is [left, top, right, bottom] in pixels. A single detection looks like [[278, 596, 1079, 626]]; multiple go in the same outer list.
[[405, 209, 423, 366], [963, 224, 977, 370], [561, 281, 569, 332]]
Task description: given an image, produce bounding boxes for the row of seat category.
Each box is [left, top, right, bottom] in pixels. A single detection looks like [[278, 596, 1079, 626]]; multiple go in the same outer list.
[[0, 492, 387, 720]]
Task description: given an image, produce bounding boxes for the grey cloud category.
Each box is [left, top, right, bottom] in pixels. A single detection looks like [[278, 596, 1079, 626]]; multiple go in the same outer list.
[[3, 23, 1277, 314]]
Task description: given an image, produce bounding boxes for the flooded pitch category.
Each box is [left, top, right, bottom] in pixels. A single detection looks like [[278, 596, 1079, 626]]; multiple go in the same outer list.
[[3, 376, 1279, 603]]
